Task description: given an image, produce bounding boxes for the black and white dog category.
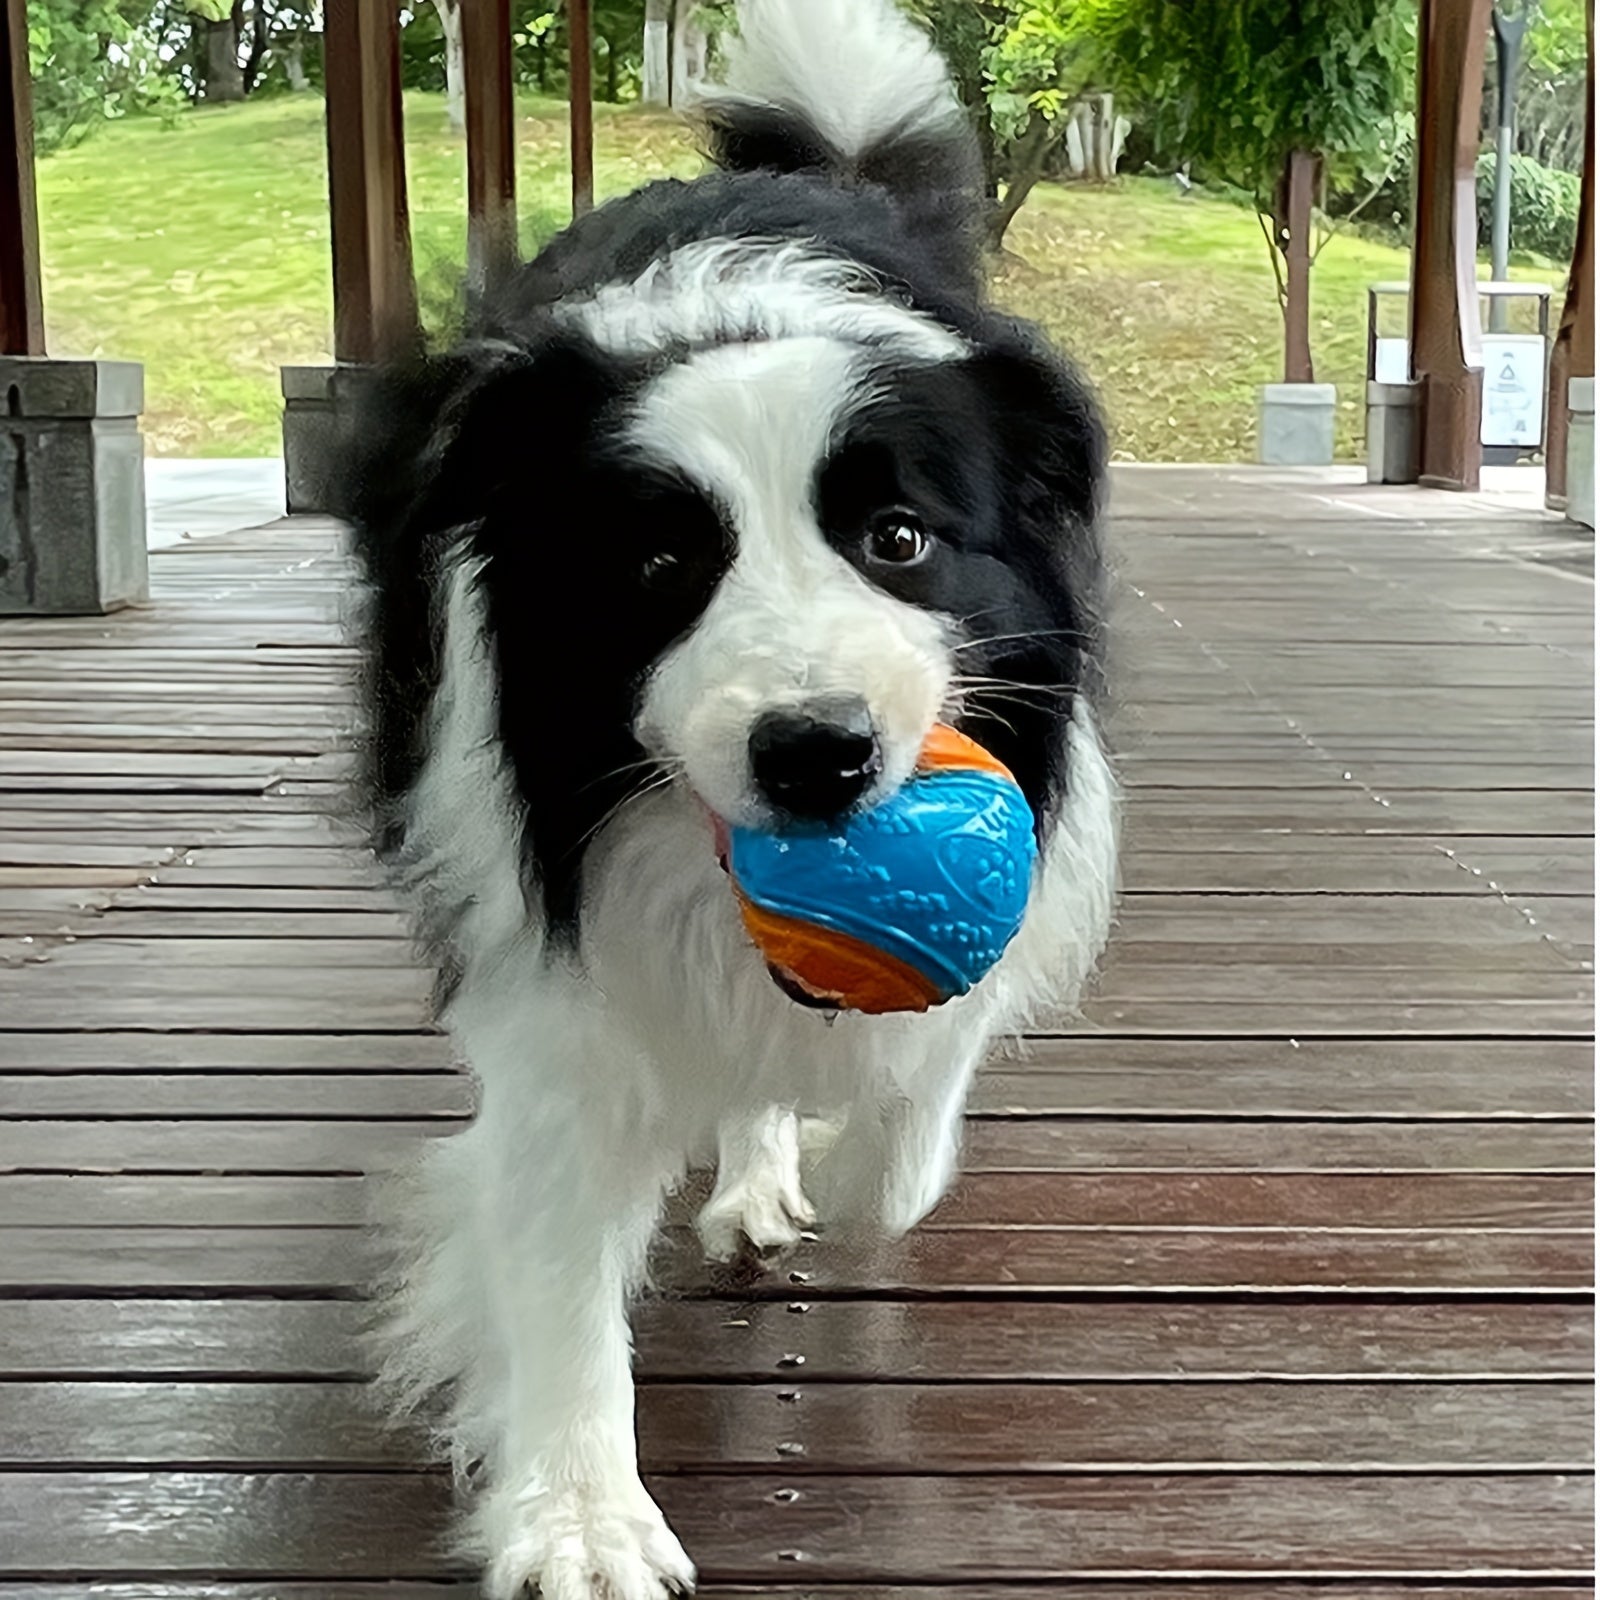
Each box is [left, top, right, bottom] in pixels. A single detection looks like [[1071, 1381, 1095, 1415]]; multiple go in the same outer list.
[[342, 2, 1117, 1594]]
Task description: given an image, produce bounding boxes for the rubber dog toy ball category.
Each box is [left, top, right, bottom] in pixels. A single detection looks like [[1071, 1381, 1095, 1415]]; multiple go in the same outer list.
[[727, 724, 1036, 1014]]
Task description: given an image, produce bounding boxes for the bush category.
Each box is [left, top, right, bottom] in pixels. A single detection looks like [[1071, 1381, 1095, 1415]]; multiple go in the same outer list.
[[1475, 150, 1580, 264], [1331, 145, 1579, 264]]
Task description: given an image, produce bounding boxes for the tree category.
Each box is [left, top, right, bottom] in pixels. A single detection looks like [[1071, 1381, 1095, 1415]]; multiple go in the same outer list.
[[669, 0, 710, 105], [1072, 0, 1414, 382], [642, 0, 669, 103], [1513, 0, 1589, 170], [26, 0, 185, 150], [906, 1, 1097, 246], [188, 0, 245, 101], [432, 0, 465, 131]]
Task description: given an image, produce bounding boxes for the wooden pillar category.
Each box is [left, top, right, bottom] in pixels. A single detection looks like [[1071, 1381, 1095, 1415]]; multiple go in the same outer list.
[[463, 0, 518, 291], [1544, 0, 1594, 508], [569, 0, 595, 216], [1409, 0, 1493, 491], [0, 0, 43, 356], [323, 0, 418, 364]]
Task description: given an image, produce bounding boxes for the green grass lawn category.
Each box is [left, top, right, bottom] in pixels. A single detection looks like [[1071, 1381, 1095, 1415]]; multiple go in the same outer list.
[[37, 92, 1562, 461]]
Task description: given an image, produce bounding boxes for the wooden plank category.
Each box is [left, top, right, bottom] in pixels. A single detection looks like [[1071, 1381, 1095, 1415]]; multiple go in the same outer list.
[[961, 1118, 1596, 1173], [0, 1471, 1585, 1576], [979, 1038, 1595, 1117], [0, 1223, 1587, 1294], [5, 1169, 1584, 1230], [1122, 849, 1593, 895], [923, 1172, 1594, 1230], [1, 1379, 1587, 1471], [4, 1590, 1591, 1600], [1075, 997, 1594, 1036], [3, 1298, 1589, 1381], [0, 1075, 470, 1120], [0, 1116, 1586, 1176], [0, 1031, 449, 1070]]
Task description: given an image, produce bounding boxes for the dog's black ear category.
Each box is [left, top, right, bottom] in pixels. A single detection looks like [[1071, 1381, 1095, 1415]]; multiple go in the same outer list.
[[340, 335, 624, 544], [337, 333, 630, 841], [965, 317, 1108, 536]]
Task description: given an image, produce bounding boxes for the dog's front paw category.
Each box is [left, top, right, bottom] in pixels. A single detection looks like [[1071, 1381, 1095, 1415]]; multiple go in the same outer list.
[[696, 1159, 815, 1262], [482, 1479, 695, 1600]]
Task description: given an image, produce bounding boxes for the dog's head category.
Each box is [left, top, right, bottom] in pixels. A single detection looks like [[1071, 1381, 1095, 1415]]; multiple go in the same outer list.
[[348, 273, 1104, 942]]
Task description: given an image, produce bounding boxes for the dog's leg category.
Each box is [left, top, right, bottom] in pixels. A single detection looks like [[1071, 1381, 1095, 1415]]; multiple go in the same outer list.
[[808, 1042, 985, 1241], [695, 1104, 817, 1261], [445, 1008, 692, 1600], [877, 1045, 984, 1237]]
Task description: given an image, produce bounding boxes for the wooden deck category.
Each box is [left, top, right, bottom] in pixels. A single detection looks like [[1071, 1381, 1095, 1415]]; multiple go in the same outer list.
[[0, 466, 1593, 1595]]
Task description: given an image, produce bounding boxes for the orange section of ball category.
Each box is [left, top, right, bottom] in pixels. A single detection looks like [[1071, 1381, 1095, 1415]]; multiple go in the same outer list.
[[916, 722, 1017, 780], [735, 893, 944, 1015]]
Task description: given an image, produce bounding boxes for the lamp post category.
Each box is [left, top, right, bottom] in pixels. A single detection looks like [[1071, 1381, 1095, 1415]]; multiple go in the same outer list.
[[1490, 1, 1532, 331]]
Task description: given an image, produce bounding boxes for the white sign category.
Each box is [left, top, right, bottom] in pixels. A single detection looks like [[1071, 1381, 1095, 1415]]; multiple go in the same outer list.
[[1374, 337, 1410, 386], [1480, 334, 1546, 448]]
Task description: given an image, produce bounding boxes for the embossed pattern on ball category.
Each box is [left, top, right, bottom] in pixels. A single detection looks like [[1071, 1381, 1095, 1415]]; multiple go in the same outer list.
[[728, 730, 1037, 1012]]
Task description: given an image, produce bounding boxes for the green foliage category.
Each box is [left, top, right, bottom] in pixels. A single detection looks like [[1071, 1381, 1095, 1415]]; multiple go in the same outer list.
[[26, 0, 186, 152], [1070, 0, 1415, 213], [1476, 149, 1581, 263], [1506, 0, 1590, 173], [981, 0, 1083, 143]]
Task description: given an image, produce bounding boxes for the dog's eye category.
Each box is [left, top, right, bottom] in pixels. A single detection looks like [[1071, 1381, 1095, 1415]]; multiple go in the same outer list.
[[640, 550, 683, 587], [864, 509, 930, 566]]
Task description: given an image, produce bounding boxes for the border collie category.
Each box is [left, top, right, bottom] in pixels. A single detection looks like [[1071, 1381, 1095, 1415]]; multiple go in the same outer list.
[[341, 2, 1118, 1593]]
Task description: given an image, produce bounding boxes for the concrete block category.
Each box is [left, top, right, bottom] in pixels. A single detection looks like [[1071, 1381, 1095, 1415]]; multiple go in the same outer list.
[[282, 363, 367, 516], [1258, 382, 1338, 466], [1566, 376, 1594, 530], [1365, 379, 1421, 484], [0, 358, 149, 616]]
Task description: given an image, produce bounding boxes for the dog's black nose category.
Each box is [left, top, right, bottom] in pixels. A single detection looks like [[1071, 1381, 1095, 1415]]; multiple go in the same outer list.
[[749, 698, 882, 821]]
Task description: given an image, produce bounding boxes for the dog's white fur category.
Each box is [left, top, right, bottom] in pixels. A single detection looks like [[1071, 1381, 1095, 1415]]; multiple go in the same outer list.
[[372, 5, 1119, 1596]]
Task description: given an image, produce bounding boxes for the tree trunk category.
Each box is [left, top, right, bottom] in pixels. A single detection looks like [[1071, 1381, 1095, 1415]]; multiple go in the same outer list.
[[434, 0, 465, 133], [240, 1, 269, 96], [284, 34, 309, 90], [989, 113, 1055, 248], [202, 14, 245, 101], [670, 0, 708, 106], [602, 32, 618, 102], [1276, 147, 1317, 383], [643, 0, 669, 106]]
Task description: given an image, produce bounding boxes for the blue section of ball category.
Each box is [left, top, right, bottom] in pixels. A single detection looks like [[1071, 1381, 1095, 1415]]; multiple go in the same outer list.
[[728, 768, 1037, 1000]]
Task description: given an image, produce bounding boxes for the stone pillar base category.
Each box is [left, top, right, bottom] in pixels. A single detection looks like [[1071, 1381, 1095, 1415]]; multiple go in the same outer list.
[[1366, 380, 1421, 484], [0, 358, 149, 616], [1259, 382, 1337, 466], [282, 363, 366, 516]]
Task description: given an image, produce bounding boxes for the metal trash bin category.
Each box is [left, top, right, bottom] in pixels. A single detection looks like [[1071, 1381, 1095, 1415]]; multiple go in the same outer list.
[[1364, 280, 1554, 474]]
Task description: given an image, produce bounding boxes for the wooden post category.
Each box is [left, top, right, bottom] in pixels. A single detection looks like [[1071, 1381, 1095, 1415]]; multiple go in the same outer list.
[[1281, 149, 1317, 384], [0, 0, 43, 356], [323, 0, 419, 364], [569, 0, 595, 216], [1408, 0, 1493, 491], [1544, 0, 1594, 509], [463, 0, 518, 291]]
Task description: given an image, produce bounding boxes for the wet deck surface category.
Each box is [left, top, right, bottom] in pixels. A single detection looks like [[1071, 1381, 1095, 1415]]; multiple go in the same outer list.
[[0, 466, 1593, 1594]]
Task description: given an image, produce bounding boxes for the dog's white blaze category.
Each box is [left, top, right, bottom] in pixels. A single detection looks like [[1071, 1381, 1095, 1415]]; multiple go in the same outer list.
[[560, 237, 966, 365], [628, 335, 953, 825]]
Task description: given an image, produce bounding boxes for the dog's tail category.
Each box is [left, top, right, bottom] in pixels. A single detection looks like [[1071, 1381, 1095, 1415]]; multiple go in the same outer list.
[[694, 0, 984, 265]]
